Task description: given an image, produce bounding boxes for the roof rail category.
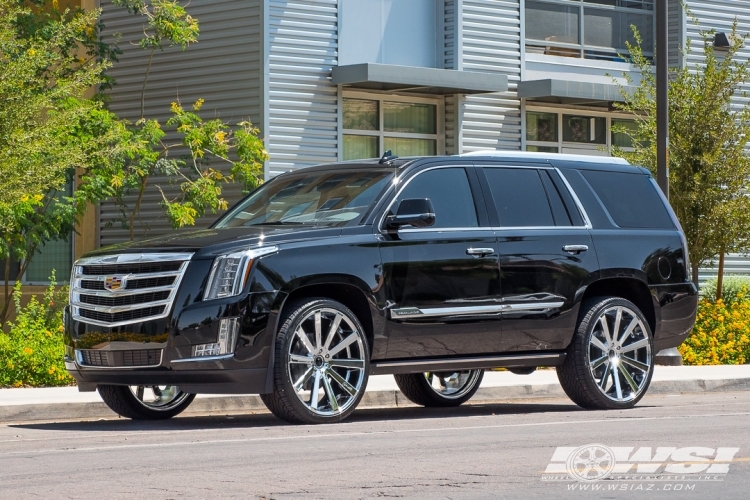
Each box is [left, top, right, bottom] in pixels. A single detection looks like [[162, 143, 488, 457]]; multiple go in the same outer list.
[[457, 150, 630, 165]]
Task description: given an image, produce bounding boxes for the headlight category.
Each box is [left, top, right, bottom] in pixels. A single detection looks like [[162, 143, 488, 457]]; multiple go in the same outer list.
[[203, 246, 279, 301]]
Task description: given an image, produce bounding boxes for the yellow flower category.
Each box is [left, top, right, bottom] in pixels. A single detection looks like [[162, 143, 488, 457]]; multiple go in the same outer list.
[[215, 131, 227, 142], [58, 325, 64, 333], [52, 0, 58, 9], [21, 194, 29, 202], [23, 347, 33, 355], [28, 49, 36, 57]]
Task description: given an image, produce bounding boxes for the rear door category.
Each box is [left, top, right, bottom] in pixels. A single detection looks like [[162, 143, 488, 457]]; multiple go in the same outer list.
[[379, 165, 503, 358], [476, 164, 599, 352]]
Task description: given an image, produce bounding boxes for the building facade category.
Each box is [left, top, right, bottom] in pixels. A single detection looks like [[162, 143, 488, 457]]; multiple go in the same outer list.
[[16, 0, 750, 284]]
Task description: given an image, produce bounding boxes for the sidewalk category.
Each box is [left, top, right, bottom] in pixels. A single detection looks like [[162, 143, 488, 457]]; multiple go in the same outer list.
[[2, 365, 749, 423]]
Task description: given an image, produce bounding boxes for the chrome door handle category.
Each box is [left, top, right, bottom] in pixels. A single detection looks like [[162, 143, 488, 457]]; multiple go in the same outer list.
[[563, 244, 589, 254], [466, 248, 495, 257]]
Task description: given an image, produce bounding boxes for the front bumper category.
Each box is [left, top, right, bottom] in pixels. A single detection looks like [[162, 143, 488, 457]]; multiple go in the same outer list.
[[64, 290, 281, 394]]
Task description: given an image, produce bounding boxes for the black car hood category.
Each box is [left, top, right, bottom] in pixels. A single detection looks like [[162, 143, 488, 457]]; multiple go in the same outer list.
[[84, 225, 344, 259]]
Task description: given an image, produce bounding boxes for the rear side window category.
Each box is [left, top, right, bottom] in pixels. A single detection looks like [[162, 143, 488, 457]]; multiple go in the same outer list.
[[581, 170, 674, 229], [397, 168, 478, 228], [484, 168, 555, 227]]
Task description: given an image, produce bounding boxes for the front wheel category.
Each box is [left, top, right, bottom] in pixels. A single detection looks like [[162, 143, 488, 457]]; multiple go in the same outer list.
[[261, 298, 370, 424], [557, 297, 654, 410], [98, 385, 195, 420], [394, 370, 484, 407]]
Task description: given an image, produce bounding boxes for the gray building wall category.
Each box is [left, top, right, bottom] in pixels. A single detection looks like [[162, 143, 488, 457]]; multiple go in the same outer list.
[[99, 0, 262, 246]]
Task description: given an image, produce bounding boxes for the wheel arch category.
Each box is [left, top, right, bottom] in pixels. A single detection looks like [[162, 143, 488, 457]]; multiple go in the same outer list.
[[580, 277, 656, 335], [274, 278, 377, 355]]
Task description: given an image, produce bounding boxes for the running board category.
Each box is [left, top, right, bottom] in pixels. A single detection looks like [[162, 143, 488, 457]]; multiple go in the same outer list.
[[370, 352, 566, 375]]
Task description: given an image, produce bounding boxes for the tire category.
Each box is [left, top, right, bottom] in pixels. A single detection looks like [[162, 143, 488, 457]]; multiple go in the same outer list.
[[97, 385, 195, 420], [557, 296, 655, 410], [394, 369, 484, 407], [260, 298, 370, 424]]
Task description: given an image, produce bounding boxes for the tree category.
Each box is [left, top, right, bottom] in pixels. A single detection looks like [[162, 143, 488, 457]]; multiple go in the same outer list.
[[612, 19, 750, 293], [0, 0, 267, 325]]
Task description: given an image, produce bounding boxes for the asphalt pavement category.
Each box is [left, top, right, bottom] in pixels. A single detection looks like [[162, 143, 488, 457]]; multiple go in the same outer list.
[[1, 390, 749, 499]]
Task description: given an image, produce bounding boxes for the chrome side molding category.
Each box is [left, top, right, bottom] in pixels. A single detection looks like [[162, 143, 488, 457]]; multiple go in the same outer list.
[[390, 302, 565, 320]]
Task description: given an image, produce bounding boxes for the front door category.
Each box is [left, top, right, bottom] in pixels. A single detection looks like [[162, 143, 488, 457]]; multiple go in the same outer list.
[[477, 165, 599, 352], [380, 166, 503, 358]]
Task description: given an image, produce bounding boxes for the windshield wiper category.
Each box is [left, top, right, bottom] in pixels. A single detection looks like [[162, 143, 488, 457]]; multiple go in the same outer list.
[[249, 221, 305, 226]]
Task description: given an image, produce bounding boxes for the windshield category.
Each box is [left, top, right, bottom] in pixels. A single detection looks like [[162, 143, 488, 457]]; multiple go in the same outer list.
[[216, 170, 394, 228]]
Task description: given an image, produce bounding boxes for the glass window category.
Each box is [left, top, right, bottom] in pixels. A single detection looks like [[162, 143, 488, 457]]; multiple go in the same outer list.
[[217, 170, 393, 228], [527, 112, 558, 142], [584, 8, 653, 53], [343, 135, 378, 160], [397, 168, 478, 228], [540, 170, 573, 226], [611, 118, 639, 148], [343, 97, 439, 160], [581, 170, 674, 228], [343, 99, 379, 131], [563, 115, 606, 144], [484, 168, 555, 227], [384, 137, 436, 157], [526, 145, 559, 153], [525, 0, 654, 60], [26, 238, 73, 283], [384, 102, 436, 134], [526, 1, 580, 44]]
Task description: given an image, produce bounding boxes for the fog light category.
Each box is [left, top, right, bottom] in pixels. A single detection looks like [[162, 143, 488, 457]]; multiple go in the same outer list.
[[193, 318, 240, 357]]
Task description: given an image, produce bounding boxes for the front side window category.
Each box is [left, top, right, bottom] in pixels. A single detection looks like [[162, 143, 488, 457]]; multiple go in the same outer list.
[[217, 170, 393, 228], [525, 0, 654, 61], [395, 168, 478, 229], [343, 97, 439, 160]]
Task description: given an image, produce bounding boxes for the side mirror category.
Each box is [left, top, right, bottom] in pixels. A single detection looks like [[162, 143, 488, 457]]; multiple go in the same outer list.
[[385, 198, 436, 230]]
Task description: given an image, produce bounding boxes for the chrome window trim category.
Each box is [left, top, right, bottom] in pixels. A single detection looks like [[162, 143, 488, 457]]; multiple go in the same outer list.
[[75, 349, 164, 370], [391, 302, 565, 319], [378, 164, 593, 233], [553, 167, 593, 229], [70, 253, 193, 328]]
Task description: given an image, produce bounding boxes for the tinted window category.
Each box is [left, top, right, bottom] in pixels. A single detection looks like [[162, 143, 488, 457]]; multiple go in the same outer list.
[[397, 168, 478, 228], [581, 170, 674, 229], [484, 168, 555, 227], [540, 170, 572, 226]]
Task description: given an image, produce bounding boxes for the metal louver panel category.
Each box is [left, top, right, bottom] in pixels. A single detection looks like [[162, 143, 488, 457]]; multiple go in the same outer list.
[[266, 0, 339, 177], [459, 0, 522, 153], [98, 0, 263, 247]]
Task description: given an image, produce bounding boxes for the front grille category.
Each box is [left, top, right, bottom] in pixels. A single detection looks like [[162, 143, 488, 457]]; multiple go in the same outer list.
[[82, 262, 183, 275], [77, 349, 163, 368], [71, 253, 192, 327], [79, 291, 171, 307], [80, 350, 109, 367], [123, 349, 161, 366], [79, 305, 166, 324]]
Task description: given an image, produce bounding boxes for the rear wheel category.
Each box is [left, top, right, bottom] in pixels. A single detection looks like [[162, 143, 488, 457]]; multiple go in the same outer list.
[[557, 297, 654, 410], [98, 385, 195, 420], [394, 370, 484, 407], [261, 298, 370, 424]]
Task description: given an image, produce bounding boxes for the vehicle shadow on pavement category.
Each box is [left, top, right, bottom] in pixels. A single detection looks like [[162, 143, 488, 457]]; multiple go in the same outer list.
[[10, 400, 584, 432]]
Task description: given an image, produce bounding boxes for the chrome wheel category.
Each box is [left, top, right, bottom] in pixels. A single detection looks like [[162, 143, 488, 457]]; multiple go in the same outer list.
[[287, 308, 367, 417], [423, 370, 482, 399], [128, 385, 190, 411], [588, 305, 652, 403]]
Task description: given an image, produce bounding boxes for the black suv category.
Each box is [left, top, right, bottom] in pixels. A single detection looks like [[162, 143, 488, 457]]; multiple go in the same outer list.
[[64, 152, 698, 424]]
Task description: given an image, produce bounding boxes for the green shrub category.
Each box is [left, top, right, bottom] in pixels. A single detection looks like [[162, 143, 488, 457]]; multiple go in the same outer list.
[[0, 273, 74, 387], [700, 276, 750, 304]]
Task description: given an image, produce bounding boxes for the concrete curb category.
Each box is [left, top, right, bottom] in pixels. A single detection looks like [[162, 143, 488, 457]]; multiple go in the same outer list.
[[2, 377, 750, 424]]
